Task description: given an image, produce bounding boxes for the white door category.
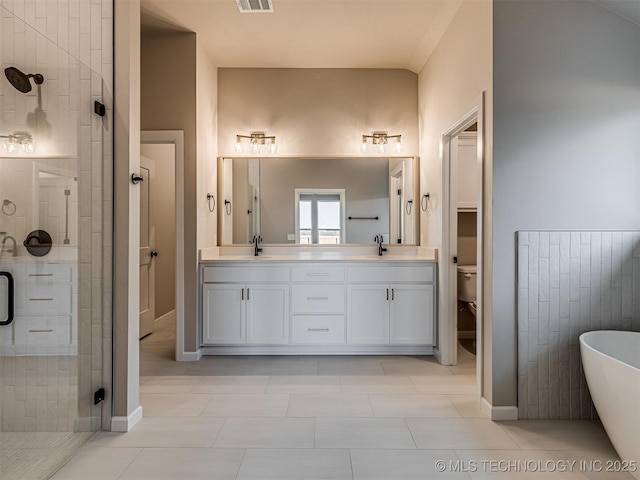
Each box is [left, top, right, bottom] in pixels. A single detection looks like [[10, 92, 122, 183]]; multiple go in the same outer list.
[[202, 283, 246, 344], [246, 284, 289, 344], [347, 284, 390, 344], [139, 155, 155, 338], [389, 284, 433, 345]]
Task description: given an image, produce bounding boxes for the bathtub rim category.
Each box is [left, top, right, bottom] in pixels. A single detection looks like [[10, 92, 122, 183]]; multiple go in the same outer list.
[[579, 330, 640, 373]]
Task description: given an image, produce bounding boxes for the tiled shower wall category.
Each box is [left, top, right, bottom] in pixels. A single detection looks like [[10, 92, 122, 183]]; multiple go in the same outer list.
[[0, 0, 113, 430], [517, 231, 640, 420]]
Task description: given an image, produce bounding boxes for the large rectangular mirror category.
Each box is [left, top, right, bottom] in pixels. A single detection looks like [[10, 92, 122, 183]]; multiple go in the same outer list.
[[218, 157, 419, 246]]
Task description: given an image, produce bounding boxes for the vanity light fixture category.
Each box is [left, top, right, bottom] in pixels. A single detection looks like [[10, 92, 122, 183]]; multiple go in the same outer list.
[[361, 132, 402, 154], [1, 131, 34, 154], [234, 132, 277, 155]]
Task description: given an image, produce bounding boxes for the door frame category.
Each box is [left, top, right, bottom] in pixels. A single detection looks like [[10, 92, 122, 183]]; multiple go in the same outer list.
[[140, 130, 185, 361], [440, 93, 484, 404]]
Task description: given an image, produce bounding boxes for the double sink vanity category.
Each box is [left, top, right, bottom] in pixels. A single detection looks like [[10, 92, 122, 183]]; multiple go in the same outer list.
[[200, 248, 437, 354], [199, 155, 437, 355]]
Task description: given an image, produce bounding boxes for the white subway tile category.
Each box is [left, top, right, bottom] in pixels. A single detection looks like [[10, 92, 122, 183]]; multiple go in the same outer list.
[[570, 232, 581, 258], [550, 244, 560, 288], [580, 244, 590, 287], [518, 289, 529, 332], [539, 231, 549, 258], [518, 231, 529, 246], [539, 257, 549, 302], [529, 276, 538, 319], [518, 245, 528, 288]]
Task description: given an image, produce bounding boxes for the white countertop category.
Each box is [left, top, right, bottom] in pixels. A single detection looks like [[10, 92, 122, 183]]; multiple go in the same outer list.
[[200, 246, 437, 263]]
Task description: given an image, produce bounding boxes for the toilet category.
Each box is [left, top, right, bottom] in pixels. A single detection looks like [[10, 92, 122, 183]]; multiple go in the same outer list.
[[457, 265, 477, 313], [457, 265, 477, 352]]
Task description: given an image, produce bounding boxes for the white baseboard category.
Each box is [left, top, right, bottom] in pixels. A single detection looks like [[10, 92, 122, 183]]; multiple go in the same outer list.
[[481, 397, 518, 421], [111, 405, 143, 432], [154, 309, 176, 324], [179, 349, 202, 361]]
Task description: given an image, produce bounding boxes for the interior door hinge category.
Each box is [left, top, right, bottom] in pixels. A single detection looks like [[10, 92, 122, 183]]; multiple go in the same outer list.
[[94, 387, 106, 405]]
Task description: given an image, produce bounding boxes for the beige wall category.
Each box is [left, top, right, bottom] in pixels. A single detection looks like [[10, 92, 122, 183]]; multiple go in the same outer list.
[[218, 69, 419, 157], [141, 32, 199, 352], [113, 0, 141, 425], [141, 143, 176, 319], [196, 41, 218, 248], [418, 0, 492, 398]]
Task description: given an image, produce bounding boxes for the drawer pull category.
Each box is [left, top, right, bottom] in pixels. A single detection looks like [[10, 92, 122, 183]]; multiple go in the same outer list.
[[307, 272, 329, 277], [29, 298, 53, 301], [307, 328, 330, 332], [29, 329, 54, 333], [28, 273, 53, 277], [307, 296, 329, 301]]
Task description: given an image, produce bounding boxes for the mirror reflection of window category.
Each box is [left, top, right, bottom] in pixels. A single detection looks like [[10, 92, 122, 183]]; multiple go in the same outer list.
[[295, 189, 345, 244]]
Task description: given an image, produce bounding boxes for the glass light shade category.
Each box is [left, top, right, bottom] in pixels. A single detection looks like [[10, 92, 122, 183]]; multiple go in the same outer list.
[[394, 138, 403, 153], [5, 141, 16, 153], [377, 142, 386, 154], [251, 142, 260, 154], [361, 141, 368, 154], [268, 142, 278, 155], [234, 139, 243, 153], [23, 137, 34, 153]]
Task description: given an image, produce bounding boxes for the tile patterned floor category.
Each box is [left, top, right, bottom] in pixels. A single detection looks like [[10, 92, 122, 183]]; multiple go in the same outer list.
[[49, 317, 634, 480]]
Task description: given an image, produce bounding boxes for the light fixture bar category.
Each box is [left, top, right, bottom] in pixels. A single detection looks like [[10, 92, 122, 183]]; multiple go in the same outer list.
[[1, 131, 34, 153], [234, 131, 278, 154], [361, 131, 403, 154]]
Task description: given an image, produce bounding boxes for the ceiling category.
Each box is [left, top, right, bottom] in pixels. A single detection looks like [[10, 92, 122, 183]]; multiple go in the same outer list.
[[140, 0, 464, 73]]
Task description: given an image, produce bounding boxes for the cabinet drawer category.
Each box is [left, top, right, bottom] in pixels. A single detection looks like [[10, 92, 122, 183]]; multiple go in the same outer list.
[[291, 315, 345, 344], [16, 284, 72, 315], [347, 265, 434, 283], [291, 265, 345, 283], [16, 315, 74, 348], [291, 284, 345, 314], [203, 266, 289, 283], [14, 263, 73, 283]]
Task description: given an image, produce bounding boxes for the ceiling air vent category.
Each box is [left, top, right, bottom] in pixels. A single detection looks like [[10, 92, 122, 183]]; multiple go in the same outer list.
[[236, 0, 273, 13]]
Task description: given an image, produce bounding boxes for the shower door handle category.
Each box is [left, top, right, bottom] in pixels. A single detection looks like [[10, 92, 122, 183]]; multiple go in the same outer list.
[[0, 271, 15, 326]]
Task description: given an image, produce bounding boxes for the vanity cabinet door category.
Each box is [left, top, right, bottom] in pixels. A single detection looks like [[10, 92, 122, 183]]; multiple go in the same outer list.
[[389, 284, 433, 345], [202, 284, 245, 345], [347, 284, 390, 345], [246, 284, 289, 345]]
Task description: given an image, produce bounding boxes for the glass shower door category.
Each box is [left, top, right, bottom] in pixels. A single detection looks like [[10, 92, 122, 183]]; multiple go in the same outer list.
[[0, 6, 108, 479]]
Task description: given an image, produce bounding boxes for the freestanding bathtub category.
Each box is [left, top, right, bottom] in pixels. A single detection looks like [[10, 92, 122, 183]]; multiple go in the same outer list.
[[580, 330, 640, 479]]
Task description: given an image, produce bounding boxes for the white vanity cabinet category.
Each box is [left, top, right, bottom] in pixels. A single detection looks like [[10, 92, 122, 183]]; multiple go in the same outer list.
[[202, 266, 289, 345], [290, 264, 346, 345], [347, 266, 434, 346], [200, 259, 435, 354]]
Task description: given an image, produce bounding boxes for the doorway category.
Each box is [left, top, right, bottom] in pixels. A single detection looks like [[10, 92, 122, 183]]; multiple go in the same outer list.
[[440, 95, 484, 404], [140, 131, 185, 361]]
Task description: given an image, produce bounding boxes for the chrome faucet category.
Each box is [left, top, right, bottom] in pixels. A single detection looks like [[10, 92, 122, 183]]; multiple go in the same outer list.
[[1, 235, 18, 257], [374, 234, 387, 256], [252, 234, 263, 256]]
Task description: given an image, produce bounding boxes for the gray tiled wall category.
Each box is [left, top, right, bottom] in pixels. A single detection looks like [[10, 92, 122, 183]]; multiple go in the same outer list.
[[517, 231, 640, 420]]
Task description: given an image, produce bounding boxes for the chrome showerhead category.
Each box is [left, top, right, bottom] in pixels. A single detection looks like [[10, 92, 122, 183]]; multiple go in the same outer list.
[[4, 67, 44, 93]]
